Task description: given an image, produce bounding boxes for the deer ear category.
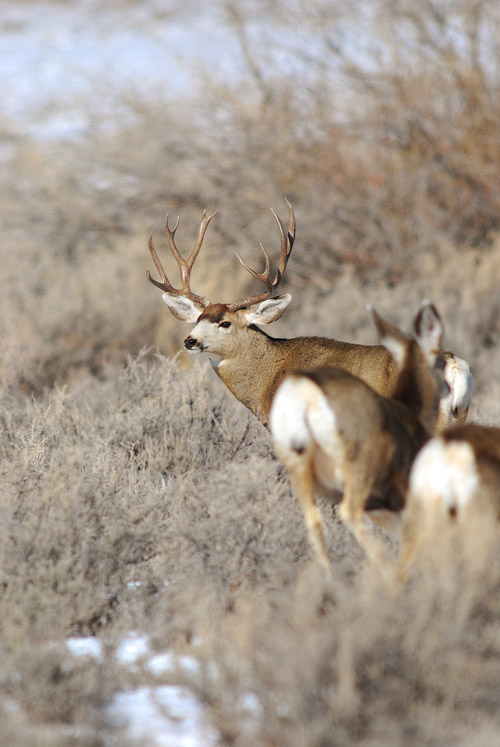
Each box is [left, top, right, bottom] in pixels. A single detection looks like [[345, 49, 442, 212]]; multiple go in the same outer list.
[[243, 294, 292, 325], [367, 304, 408, 366], [413, 300, 444, 365], [161, 292, 203, 322]]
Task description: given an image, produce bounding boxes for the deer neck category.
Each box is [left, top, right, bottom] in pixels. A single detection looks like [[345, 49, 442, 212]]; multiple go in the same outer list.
[[211, 326, 284, 423], [392, 344, 439, 433]]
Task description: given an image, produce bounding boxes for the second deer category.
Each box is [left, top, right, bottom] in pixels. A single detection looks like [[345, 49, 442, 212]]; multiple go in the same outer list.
[[147, 202, 472, 429], [269, 301, 449, 569]]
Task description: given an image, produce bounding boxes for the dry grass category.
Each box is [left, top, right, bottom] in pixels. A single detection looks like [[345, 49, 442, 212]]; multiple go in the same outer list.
[[1, 349, 500, 745], [2, 0, 500, 743]]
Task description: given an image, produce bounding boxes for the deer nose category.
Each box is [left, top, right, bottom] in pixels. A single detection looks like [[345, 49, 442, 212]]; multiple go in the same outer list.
[[184, 336, 197, 350]]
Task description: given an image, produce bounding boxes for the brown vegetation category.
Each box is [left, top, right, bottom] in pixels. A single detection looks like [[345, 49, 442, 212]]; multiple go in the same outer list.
[[2, 0, 500, 743]]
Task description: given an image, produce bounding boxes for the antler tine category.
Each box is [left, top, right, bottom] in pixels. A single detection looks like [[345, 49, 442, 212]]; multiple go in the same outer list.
[[235, 244, 273, 293], [270, 197, 295, 289], [186, 209, 219, 273], [147, 209, 216, 308], [147, 232, 175, 292], [163, 213, 182, 268], [229, 199, 296, 311]]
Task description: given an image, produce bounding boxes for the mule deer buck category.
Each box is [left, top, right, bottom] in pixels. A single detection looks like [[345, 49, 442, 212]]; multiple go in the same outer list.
[[147, 201, 472, 428], [398, 423, 500, 577], [269, 301, 449, 570]]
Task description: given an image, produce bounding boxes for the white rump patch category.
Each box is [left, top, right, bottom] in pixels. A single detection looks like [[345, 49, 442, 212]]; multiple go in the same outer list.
[[409, 437, 478, 512], [442, 355, 474, 420], [270, 377, 318, 456], [270, 375, 344, 489]]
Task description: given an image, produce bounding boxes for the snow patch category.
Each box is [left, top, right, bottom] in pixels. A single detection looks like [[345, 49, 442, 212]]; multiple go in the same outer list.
[[64, 631, 221, 744], [116, 632, 150, 666], [148, 652, 200, 677], [66, 636, 103, 659], [107, 685, 218, 747]]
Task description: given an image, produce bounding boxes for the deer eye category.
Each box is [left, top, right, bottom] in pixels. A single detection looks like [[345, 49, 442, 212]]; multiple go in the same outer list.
[[219, 321, 231, 329]]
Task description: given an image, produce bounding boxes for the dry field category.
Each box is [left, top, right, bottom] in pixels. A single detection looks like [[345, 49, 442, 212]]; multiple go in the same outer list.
[[2, 1, 500, 744]]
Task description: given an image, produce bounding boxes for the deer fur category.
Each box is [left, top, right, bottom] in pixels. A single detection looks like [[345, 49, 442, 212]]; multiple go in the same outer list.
[[399, 423, 500, 577], [269, 301, 449, 570], [148, 203, 472, 429], [166, 292, 398, 426]]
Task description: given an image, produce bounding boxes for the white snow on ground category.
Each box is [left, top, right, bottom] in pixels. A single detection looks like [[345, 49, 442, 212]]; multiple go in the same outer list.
[[65, 630, 219, 745], [107, 685, 218, 747], [148, 651, 201, 677], [66, 636, 103, 658], [116, 632, 150, 666]]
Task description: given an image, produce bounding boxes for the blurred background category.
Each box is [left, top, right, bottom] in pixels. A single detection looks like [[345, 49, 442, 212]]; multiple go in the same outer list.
[[2, 0, 500, 405]]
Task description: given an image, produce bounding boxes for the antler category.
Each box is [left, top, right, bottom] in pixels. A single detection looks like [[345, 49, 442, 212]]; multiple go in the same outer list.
[[229, 198, 296, 311], [147, 209, 218, 308]]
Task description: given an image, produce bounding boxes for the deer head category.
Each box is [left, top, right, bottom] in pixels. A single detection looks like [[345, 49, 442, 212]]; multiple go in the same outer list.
[[147, 200, 296, 365], [368, 301, 450, 432]]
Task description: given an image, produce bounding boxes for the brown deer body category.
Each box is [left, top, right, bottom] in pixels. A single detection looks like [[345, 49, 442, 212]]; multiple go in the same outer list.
[[269, 302, 449, 569], [147, 202, 472, 428], [187, 312, 397, 425]]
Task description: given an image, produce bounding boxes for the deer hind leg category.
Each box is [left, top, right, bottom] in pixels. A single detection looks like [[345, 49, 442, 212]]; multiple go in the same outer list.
[[338, 469, 392, 569], [286, 454, 333, 571], [271, 376, 334, 571], [395, 488, 433, 582], [398, 527, 426, 583], [368, 509, 402, 542]]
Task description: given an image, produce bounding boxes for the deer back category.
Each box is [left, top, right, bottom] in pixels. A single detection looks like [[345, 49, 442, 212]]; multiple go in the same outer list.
[[214, 331, 399, 426]]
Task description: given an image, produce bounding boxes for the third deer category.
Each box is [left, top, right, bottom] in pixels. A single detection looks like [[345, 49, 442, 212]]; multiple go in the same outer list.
[[398, 422, 500, 578]]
